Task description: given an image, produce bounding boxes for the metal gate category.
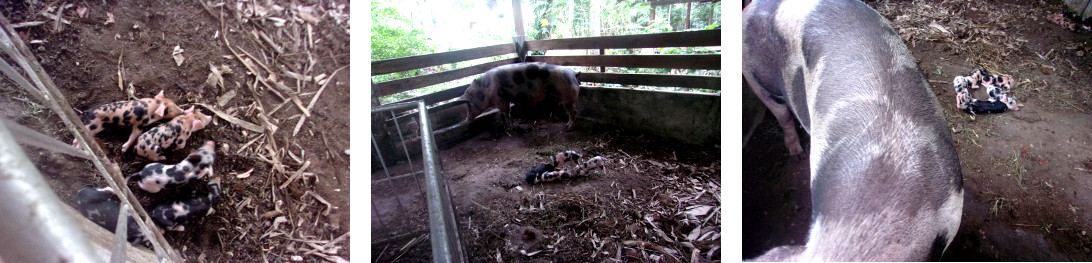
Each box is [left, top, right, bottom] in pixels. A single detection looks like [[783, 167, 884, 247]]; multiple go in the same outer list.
[[371, 100, 466, 263]]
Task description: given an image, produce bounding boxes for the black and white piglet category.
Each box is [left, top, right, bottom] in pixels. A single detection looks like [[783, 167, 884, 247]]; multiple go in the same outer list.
[[76, 186, 152, 247], [575, 156, 608, 176], [528, 169, 573, 184], [129, 140, 215, 193], [553, 150, 581, 168], [524, 162, 556, 184], [150, 177, 222, 231]]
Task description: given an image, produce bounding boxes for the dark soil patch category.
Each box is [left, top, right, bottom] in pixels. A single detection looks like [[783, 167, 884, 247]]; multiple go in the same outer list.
[[372, 121, 722, 262]]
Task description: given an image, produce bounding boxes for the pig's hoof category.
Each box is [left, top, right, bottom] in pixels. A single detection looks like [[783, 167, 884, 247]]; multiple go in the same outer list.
[[787, 144, 804, 156]]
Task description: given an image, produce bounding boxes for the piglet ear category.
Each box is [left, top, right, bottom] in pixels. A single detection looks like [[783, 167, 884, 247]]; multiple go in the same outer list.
[[185, 106, 195, 114], [155, 104, 166, 118], [191, 119, 206, 130], [155, 90, 165, 99]]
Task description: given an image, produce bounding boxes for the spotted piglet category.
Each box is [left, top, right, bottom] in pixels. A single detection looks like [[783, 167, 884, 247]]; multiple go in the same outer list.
[[528, 169, 573, 184], [524, 162, 557, 184], [76, 186, 152, 247], [151, 177, 222, 231], [575, 156, 608, 176], [129, 140, 216, 193], [74, 90, 184, 152], [953, 76, 1012, 114], [552, 150, 581, 168], [135, 106, 212, 161], [968, 68, 1014, 90]]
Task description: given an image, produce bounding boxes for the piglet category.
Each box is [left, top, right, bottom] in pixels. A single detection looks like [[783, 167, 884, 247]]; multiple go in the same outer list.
[[575, 156, 608, 176], [76, 186, 152, 247], [968, 68, 1014, 90], [129, 140, 216, 193], [552, 150, 581, 168], [150, 177, 222, 231], [528, 169, 573, 184], [74, 90, 184, 152], [135, 106, 212, 161], [524, 162, 556, 184]]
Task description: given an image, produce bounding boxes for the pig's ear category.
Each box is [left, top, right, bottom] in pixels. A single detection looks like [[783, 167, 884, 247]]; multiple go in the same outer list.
[[155, 90, 165, 99], [191, 119, 206, 130], [185, 106, 195, 114], [155, 104, 166, 118]]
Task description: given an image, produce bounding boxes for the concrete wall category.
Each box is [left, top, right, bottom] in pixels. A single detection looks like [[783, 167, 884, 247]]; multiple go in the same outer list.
[[578, 87, 720, 146], [372, 87, 721, 170]]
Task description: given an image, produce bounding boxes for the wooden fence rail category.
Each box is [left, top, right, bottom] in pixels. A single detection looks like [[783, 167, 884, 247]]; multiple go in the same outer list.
[[578, 72, 720, 90], [525, 29, 719, 50], [371, 43, 515, 76], [525, 54, 719, 70], [372, 29, 721, 107]]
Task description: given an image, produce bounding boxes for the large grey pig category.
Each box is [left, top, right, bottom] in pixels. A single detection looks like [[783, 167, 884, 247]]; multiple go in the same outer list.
[[743, 0, 964, 260]]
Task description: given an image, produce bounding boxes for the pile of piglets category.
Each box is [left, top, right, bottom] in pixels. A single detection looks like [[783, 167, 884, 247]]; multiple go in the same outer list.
[[525, 150, 609, 184], [72, 90, 222, 248]]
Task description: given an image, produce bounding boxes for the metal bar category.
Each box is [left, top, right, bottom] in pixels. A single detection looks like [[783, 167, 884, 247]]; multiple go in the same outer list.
[[372, 202, 385, 230], [0, 120, 99, 263], [417, 100, 466, 263], [371, 171, 425, 185], [391, 110, 415, 170], [371, 100, 466, 263], [371, 136, 391, 179]]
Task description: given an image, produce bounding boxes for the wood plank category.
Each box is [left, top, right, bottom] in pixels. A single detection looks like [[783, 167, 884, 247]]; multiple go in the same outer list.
[[578, 72, 721, 90], [389, 84, 470, 106], [650, 0, 713, 6], [63, 205, 158, 263], [372, 43, 515, 75], [526, 54, 720, 70], [373, 59, 516, 97], [526, 29, 718, 50]]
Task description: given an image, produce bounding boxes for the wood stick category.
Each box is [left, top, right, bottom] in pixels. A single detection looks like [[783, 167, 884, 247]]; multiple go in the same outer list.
[[279, 160, 312, 189], [291, 66, 345, 136]]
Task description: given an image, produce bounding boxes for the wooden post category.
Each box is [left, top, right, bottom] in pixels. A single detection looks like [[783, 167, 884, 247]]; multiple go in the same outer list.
[[512, 0, 526, 37], [685, 2, 691, 29], [650, 3, 656, 21], [512, 0, 528, 61], [599, 48, 605, 73], [709, 2, 714, 27]]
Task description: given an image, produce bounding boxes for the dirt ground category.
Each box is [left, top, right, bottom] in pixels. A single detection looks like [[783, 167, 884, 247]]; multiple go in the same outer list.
[[0, 0, 349, 261], [371, 121, 722, 262], [744, 0, 1092, 261]]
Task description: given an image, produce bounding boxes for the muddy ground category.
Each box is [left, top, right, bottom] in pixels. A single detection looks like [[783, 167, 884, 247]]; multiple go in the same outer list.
[[1, 0, 349, 261], [372, 121, 722, 262], [744, 0, 1092, 261]]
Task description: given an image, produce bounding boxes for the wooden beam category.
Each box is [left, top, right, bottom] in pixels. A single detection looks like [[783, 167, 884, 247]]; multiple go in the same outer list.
[[526, 54, 720, 70], [390, 84, 470, 106], [686, 2, 692, 29], [373, 59, 516, 97], [526, 29, 719, 50], [650, 4, 656, 20], [578, 72, 721, 90], [512, 0, 525, 37], [650, 0, 707, 6], [372, 43, 515, 75], [63, 205, 158, 262]]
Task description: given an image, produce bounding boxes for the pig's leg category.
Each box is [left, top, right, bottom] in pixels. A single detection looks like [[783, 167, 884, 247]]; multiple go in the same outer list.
[[562, 101, 577, 131], [497, 101, 513, 130], [121, 126, 142, 152], [744, 77, 804, 156]]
